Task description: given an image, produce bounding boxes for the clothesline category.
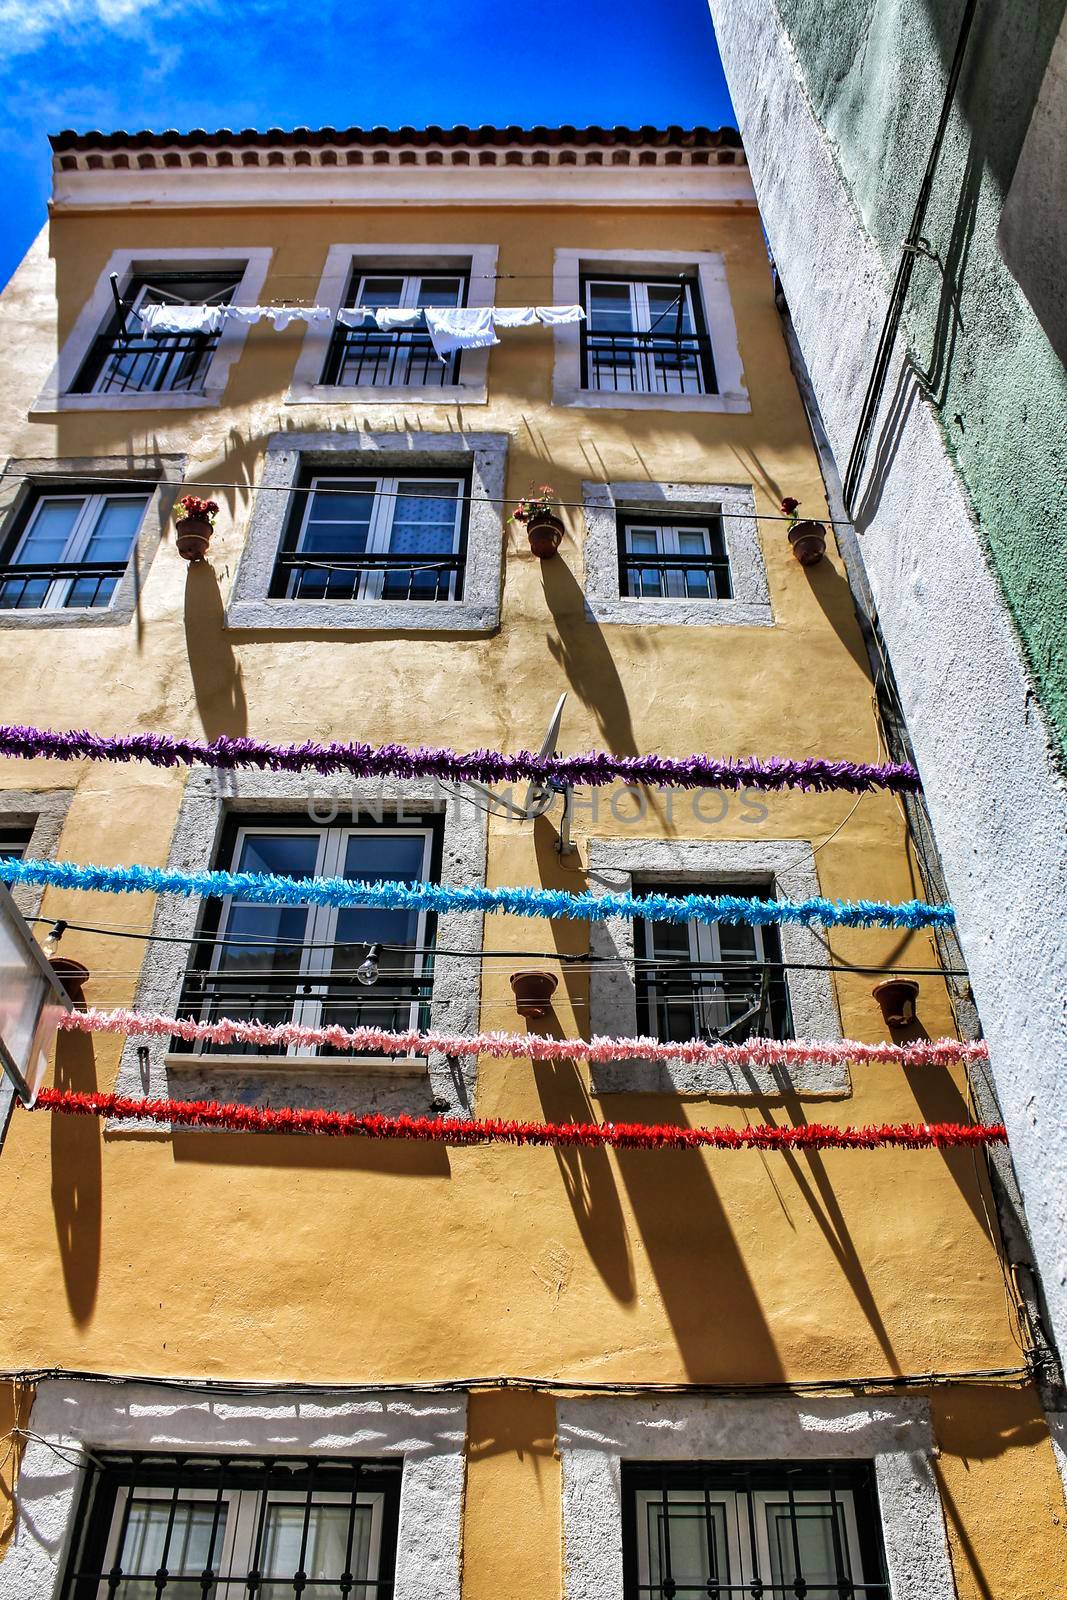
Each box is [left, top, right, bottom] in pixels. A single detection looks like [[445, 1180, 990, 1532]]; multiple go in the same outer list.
[[137, 302, 586, 362]]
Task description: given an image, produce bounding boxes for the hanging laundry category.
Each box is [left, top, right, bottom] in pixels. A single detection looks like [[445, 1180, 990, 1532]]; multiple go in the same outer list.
[[424, 306, 499, 359], [375, 308, 424, 331], [535, 305, 586, 325], [138, 304, 225, 336], [266, 306, 333, 329], [217, 305, 265, 326], [491, 307, 540, 328], [336, 306, 376, 328]]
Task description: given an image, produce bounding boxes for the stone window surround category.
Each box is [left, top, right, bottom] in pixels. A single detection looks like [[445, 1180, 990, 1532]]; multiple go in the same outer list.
[[0, 453, 186, 628], [32, 246, 272, 414], [112, 771, 487, 1121], [288, 242, 500, 406], [582, 479, 773, 627], [551, 247, 749, 413], [556, 1394, 956, 1600], [585, 837, 845, 1097], [0, 1379, 465, 1600], [225, 430, 508, 633]]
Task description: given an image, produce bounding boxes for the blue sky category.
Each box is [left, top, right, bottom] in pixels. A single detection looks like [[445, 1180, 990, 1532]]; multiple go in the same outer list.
[[0, 0, 734, 290]]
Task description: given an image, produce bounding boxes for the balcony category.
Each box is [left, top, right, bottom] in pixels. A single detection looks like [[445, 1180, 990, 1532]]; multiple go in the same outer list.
[[322, 325, 460, 389], [582, 330, 716, 395], [636, 960, 794, 1044], [0, 559, 127, 610], [620, 551, 733, 601], [274, 550, 465, 603], [73, 329, 221, 397]]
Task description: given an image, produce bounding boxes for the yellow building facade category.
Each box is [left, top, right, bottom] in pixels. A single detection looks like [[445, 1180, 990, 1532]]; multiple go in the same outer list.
[[0, 124, 1061, 1598]]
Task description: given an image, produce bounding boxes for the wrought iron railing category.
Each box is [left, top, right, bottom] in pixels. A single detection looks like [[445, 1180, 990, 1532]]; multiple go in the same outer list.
[[635, 960, 794, 1044], [581, 330, 716, 395], [620, 551, 733, 601], [273, 551, 464, 603], [73, 329, 221, 396], [171, 967, 435, 1057], [322, 325, 460, 388], [0, 560, 126, 610]]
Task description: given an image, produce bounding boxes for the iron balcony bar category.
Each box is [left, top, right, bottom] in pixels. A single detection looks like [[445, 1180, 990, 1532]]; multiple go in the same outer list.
[[275, 551, 463, 603], [76, 330, 221, 396], [621, 552, 733, 599], [324, 325, 461, 388], [0, 560, 126, 610], [581, 329, 715, 394], [172, 968, 435, 1056]]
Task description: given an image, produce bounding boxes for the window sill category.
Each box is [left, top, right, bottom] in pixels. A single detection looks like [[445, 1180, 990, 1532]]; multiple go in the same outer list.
[[588, 1055, 852, 1097], [0, 604, 130, 628], [285, 382, 488, 407], [164, 1050, 427, 1077], [585, 597, 775, 628], [554, 386, 751, 414], [225, 597, 500, 633], [31, 389, 221, 415]]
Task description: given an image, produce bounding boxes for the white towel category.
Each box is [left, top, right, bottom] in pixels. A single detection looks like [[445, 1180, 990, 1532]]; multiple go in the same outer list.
[[268, 306, 332, 329], [424, 306, 499, 359], [492, 307, 539, 328], [535, 305, 585, 325], [375, 308, 423, 331], [137, 304, 224, 336], [336, 306, 376, 328], [218, 305, 265, 326]]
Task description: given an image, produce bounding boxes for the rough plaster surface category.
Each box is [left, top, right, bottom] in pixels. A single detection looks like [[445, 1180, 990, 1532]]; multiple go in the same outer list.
[[0, 1380, 466, 1600], [708, 0, 1067, 1348], [226, 430, 508, 632], [585, 836, 844, 1095], [1048, 1413, 1067, 1512], [288, 242, 499, 405], [552, 248, 750, 413], [581, 480, 773, 627], [557, 1394, 955, 1600], [0, 453, 185, 629], [111, 770, 487, 1119]]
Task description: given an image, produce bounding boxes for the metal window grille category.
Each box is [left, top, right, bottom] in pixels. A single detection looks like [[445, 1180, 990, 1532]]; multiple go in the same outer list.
[[618, 516, 733, 602], [0, 488, 151, 612], [71, 271, 242, 396], [634, 882, 793, 1044], [580, 275, 718, 396], [62, 1452, 401, 1600], [622, 1463, 891, 1600], [321, 269, 468, 389]]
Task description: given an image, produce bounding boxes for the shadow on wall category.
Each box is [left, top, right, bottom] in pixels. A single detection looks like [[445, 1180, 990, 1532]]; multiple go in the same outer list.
[[183, 560, 248, 741], [538, 541, 640, 758], [50, 1029, 101, 1328]]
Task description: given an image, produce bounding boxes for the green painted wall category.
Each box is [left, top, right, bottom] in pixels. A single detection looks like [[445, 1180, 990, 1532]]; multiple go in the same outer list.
[[774, 0, 1067, 765]]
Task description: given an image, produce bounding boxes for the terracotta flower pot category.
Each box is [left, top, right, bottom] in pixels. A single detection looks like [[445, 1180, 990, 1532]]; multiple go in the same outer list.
[[872, 978, 919, 1029], [48, 956, 90, 1009], [509, 969, 559, 1019], [525, 511, 564, 560], [788, 519, 827, 567], [175, 515, 214, 563]]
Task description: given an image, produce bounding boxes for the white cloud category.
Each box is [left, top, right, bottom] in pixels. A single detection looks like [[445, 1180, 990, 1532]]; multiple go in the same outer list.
[[0, 0, 213, 56]]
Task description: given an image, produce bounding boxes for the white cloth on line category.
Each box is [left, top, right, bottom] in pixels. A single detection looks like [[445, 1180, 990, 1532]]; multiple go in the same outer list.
[[267, 306, 333, 329], [375, 308, 423, 331], [424, 306, 498, 359], [336, 306, 376, 327], [535, 305, 585, 325], [491, 307, 539, 328], [218, 305, 265, 326], [138, 304, 224, 336]]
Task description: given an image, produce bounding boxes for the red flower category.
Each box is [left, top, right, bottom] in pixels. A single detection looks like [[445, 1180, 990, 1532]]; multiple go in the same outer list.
[[177, 495, 219, 522], [780, 497, 800, 515]]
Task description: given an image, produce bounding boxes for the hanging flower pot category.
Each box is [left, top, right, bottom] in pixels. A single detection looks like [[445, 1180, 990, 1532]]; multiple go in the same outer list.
[[510, 969, 559, 1019], [872, 978, 920, 1029], [48, 956, 90, 1009], [781, 497, 827, 567], [174, 494, 220, 563], [513, 485, 564, 560]]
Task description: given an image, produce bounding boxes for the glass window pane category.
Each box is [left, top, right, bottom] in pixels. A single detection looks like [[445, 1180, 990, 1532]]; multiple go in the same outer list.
[[626, 529, 661, 554], [332, 832, 427, 950], [355, 276, 405, 308], [15, 499, 81, 563], [82, 496, 148, 562], [388, 483, 461, 555], [261, 1501, 374, 1599], [298, 485, 376, 553], [115, 1498, 226, 1599], [648, 283, 695, 334], [0, 576, 51, 609], [415, 277, 463, 308], [65, 573, 119, 609], [767, 1501, 848, 1588], [587, 281, 635, 331]]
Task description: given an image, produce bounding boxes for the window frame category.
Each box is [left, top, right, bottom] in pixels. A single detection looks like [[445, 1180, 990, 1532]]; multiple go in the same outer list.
[[580, 271, 716, 397], [0, 485, 152, 612], [271, 470, 470, 605], [321, 267, 469, 389], [71, 269, 243, 399], [617, 511, 733, 602]]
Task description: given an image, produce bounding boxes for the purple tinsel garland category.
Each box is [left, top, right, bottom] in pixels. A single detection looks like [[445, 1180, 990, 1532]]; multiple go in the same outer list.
[[0, 723, 921, 795]]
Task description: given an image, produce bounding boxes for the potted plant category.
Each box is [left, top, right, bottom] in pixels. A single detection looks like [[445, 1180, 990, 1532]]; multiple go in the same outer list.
[[513, 485, 564, 559], [781, 497, 827, 567], [510, 969, 559, 1019], [174, 495, 220, 563], [872, 978, 920, 1029]]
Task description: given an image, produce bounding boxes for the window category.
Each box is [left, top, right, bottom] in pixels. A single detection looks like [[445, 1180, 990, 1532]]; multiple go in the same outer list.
[[270, 474, 468, 604], [0, 824, 33, 861], [71, 270, 242, 397], [173, 816, 438, 1058], [623, 1463, 890, 1600], [634, 881, 792, 1044], [322, 270, 468, 389], [582, 275, 715, 396], [0, 489, 150, 611], [62, 1453, 400, 1600], [619, 513, 732, 601]]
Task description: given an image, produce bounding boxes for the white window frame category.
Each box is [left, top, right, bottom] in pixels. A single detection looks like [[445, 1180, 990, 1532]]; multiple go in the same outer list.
[[189, 821, 434, 1058], [96, 1478, 388, 1599], [285, 474, 466, 603], [330, 270, 466, 389], [289, 242, 498, 406], [3, 489, 150, 611], [632, 1482, 866, 1597], [621, 517, 731, 601], [33, 246, 272, 415], [584, 276, 707, 396], [553, 248, 748, 413], [86, 272, 239, 398]]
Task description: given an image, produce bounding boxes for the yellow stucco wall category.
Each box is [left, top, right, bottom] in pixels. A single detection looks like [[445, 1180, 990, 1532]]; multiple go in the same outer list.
[[0, 197, 1062, 1596]]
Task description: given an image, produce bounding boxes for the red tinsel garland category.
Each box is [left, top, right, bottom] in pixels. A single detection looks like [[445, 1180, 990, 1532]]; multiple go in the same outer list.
[[29, 1088, 1007, 1152]]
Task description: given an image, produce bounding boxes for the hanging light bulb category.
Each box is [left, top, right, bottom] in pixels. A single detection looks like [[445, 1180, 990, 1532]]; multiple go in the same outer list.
[[356, 943, 382, 987], [42, 920, 67, 960]]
